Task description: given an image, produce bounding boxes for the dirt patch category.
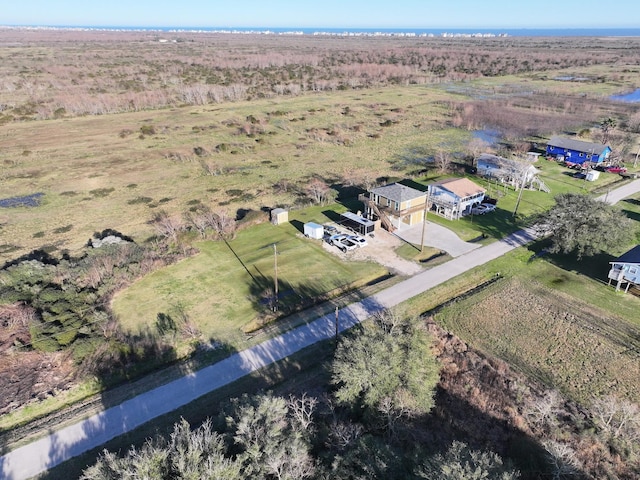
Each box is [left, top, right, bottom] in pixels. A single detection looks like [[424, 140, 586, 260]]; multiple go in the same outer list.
[[426, 320, 636, 479], [323, 229, 422, 276], [0, 307, 77, 416], [0, 350, 76, 416]]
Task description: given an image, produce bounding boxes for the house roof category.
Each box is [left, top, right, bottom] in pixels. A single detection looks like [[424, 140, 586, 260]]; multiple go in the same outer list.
[[547, 136, 610, 155], [369, 183, 426, 203], [430, 178, 486, 198], [613, 245, 640, 265], [476, 153, 539, 173]]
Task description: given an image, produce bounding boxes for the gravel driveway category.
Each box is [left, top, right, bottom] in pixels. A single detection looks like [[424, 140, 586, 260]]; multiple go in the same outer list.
[[323, 229, 423, 276]]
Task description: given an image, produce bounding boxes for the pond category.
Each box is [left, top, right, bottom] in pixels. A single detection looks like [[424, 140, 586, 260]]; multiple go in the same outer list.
[[472, 129, 501, 146], [610, 88, 640, 103]]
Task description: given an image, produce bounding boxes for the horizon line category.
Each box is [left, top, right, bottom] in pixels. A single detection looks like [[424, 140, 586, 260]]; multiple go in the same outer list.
[[2, 24, 639, 31]]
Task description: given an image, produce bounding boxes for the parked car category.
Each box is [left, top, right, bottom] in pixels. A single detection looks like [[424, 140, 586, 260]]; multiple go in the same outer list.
[[564, 161, 582, 170], [334, 237, 358, 252], [606, 165, 627, 174], [471, 205, 489, 215], [323, 225, 339, 235], [328, 234, 347, 245], [347, 235, 368, 247], [480, 202, 496, 212]]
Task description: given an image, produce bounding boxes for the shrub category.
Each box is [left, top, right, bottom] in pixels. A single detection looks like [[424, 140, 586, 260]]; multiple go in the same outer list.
[[139, 124, 156, 136]]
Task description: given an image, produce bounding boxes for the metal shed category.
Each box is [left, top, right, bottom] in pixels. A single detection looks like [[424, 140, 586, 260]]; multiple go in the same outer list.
[[271, 208, 288, 225]]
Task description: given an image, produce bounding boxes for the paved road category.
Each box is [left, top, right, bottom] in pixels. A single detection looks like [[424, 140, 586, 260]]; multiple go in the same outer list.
[[1, 181, 638, 480], [597, 178, 640, 204], [0, 228, 538, 480]]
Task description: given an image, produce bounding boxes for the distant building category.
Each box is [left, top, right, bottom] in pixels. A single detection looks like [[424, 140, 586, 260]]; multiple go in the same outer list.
[[476, 153, 549, 192], [546, 136, 611, 165]]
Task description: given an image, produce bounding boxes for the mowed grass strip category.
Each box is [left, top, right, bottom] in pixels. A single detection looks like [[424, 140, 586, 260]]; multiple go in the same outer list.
[[111, 219, 387, 345]]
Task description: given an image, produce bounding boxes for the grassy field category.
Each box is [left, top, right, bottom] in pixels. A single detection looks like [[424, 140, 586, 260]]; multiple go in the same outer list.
[[2, 62, 639, 264], [402, 239, 640, 406], [112, 204, 387, 344], [0, 85, 468, 262]]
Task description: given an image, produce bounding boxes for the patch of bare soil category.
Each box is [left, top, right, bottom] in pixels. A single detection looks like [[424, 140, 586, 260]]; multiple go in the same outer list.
[[0, 312, 76, 416], [323, 229, 422, 276]]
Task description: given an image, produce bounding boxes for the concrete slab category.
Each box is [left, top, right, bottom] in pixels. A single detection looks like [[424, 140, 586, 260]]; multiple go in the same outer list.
[[395, 221, 481, 258]]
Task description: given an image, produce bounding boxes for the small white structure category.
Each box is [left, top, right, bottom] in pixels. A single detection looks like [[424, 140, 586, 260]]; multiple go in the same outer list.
[[271, 208, 288, 225], [586, 170, 600, 181], [304, 222, 324, 239]]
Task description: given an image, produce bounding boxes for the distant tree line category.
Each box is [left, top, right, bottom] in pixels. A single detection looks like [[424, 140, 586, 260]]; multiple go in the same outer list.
[[3, 33, 640, 120]]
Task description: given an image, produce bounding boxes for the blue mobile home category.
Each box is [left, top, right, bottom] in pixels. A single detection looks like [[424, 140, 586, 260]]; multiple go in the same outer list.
[[546, 136, 611, 165]]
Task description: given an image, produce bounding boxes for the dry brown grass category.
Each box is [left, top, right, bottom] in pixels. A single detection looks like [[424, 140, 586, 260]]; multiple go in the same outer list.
[[0, 86, 465, 262]]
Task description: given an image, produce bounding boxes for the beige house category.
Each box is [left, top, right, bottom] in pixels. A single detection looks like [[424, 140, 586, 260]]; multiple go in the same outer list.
[[363, 183, 427, 232]]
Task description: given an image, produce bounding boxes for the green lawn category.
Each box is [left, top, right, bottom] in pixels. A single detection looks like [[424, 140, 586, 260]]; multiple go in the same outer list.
[[403, 160, 632, 243], [112, 212, 387, 348]]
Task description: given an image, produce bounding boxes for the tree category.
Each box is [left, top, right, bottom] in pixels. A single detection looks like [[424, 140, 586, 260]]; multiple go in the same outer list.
[[81, 419, 242, 480], [152, 209, 185, 244], [305, 178, 336, 205], [416, 441, 520, 480], [466, 137, 490, 165], [434, 150, 453, 173], [83, 394, 315, 480], [599, 117, 617, 145], [535, 193, 635, 258], [592, 395, 640, 440], [331, 309, 440, 435], [225, 393, 316, 479]]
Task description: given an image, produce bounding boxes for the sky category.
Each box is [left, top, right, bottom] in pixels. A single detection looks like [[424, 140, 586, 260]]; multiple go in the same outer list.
[[3, 0, 640, 29]]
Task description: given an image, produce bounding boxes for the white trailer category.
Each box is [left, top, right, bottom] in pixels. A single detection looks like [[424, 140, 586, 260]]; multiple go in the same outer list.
[[303, 222, 324, 239]]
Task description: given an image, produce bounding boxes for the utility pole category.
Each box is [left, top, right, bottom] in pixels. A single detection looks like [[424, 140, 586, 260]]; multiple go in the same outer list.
[[634, 142, 640, 168], [512, 167, 527, 218], [420, 191, 429, 253], [273, 243, 278, 312]]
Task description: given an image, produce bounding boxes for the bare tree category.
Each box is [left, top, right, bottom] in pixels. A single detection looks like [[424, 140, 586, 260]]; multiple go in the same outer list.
[[209, 209, 237, 240], [434, 150, 452, 173], [591, 395, 640, 442], [543, 440, 582, 480], [185, 207, 213, 238], [152, 210, 185, 244], [466, 137, 490, 164], [305, 178, 334, 205], [525, 389, 563, 434], [287, 394, 318, 433]]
